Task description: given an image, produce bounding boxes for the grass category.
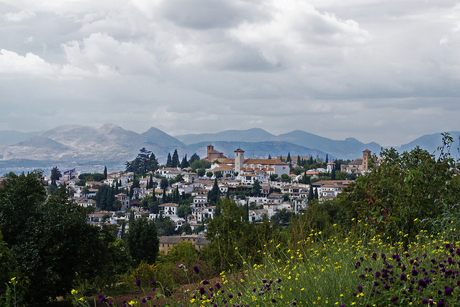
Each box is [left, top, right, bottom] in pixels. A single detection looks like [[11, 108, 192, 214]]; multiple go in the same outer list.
[[68, 220, 460, 307]]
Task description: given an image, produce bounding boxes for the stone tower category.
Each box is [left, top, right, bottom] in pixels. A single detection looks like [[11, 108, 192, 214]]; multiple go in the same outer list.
[[362, 149, 371, 172], [234, 148, 245, 175]]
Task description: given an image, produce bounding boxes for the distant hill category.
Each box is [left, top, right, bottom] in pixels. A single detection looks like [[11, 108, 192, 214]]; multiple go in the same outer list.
[[272, 130, 382, 159], [0, 124, 456, 173], [0, 130, 42, 146], [398, 131, 460, 156], [175, 128, 275, 144], [178, 128, 382, 159]]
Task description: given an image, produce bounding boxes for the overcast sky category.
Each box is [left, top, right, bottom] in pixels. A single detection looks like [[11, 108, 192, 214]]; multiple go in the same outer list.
[[1, 0, 459, 146]]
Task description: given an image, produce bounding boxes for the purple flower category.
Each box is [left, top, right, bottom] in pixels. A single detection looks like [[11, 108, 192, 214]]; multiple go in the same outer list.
[[272, 298, 276, 303], [136, 279, 142, 287], [357, 286, 363, 292], [202, 280, 209, 285], [384, 285, 390, 290], [418, 279, 427, 288], [150, 279, 156, 285], [391, 297, 398, 302], [228, 294, 233, 299], [445, 288, 453, 296], [194, 266, 200, 274], [199, 287, 206, 295]]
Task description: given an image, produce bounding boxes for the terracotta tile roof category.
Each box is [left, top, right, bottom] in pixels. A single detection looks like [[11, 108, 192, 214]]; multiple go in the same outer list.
[[244, 159, 288, 165]]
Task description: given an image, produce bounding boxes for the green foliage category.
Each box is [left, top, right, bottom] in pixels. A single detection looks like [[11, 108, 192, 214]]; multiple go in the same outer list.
[[0, 172, 129, 305], [126, 148, 159, 176], [280, 173, 291, 182], [189, 153, 200, 165], [171, 149, 180, 168], [0, 232, 20, 299], [177, 204, 191, 218], [50, 166, 61, 183], [190, 160, 211, 172], [338, 133, 460, 248], [207, 179, 220, 205], [160, 178, 169, 190], [197, 168, 205, 177], [251, 179, 261, 196], [271, 208, 293, 226], [78, 172, 105, 182], [125, 217, 159, 265], [166, 241, 199, 265], [202, 199, 280, 272], [270, 174, 278, 181], [95, 184, 116, 210]]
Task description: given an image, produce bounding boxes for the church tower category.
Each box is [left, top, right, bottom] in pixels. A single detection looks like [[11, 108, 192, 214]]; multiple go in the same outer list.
[[234, 148, 245, 175], [362, 149, 371, 172]]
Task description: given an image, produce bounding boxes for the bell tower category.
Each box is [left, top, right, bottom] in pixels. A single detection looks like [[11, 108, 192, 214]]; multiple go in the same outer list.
[[234, 148, 245, 175]]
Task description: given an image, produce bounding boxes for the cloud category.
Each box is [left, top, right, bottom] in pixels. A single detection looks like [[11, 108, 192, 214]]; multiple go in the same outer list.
[[228, 0, 370, 67], [3, 10, 36, 21], [0, 49, 58, 77], [61, 32, 159, 76]]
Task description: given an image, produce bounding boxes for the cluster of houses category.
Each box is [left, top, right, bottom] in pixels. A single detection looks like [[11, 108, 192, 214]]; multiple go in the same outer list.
[[43, 147, 372, 252]]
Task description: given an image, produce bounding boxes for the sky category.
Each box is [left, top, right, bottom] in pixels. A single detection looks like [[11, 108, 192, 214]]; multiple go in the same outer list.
[[1, 0, 459, 147]]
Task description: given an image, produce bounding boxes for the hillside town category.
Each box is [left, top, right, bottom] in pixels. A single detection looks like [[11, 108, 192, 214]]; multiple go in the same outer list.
[[31, 145, 373, 252]]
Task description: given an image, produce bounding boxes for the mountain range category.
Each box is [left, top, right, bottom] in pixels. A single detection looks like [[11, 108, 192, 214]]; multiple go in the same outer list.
[[0, 124, 458, 174]]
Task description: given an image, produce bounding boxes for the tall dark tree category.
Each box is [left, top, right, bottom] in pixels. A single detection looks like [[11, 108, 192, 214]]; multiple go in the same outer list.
[[171, 149, 180, 168], [189, 153, 200, 165], [208, 178, 220, 205], [125, 217, 159, 265], [308, 184, 314, 202], [325, 154, 329, 163], [180, 154, 189, 169], [50, 166, 61, 185], [286, 152, 291, 163], [331, 168, 336, 180], [103, 166, 108, 179], [252, 179, 261, 196], [166, 153, 172, 167]]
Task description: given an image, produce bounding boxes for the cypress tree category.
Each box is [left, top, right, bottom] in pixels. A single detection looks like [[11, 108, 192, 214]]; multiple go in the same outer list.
[[308, 184, 314, 201], [166, 153, 172, 167], [171, 149, 180, 168]]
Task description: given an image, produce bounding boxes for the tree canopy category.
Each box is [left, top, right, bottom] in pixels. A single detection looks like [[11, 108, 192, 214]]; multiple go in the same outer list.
[[0, 172, 129, 304], [337, 133, 460, 248], [125, 217, 160, 265], [126, 148, 159, 176]]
